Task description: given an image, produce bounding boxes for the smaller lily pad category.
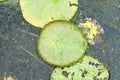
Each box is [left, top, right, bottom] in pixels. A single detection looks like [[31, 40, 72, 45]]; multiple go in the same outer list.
[[50, 55, 109, 80], [37, 20, 87, 67]]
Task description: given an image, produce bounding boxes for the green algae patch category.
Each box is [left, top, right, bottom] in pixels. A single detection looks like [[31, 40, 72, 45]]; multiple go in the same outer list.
[[50, 55, 109, 80], [37, 20, 87, 67], [20, 0, 78, 28]]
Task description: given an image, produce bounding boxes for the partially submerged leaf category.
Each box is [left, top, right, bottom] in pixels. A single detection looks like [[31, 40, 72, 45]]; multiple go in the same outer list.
[[20, 0, 78, 28], [51, 55, 109, 80], [37, 20, 87, 67]]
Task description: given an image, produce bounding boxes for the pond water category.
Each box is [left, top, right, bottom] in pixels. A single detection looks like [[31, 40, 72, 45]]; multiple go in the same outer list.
[[0, 0, 120, 80]]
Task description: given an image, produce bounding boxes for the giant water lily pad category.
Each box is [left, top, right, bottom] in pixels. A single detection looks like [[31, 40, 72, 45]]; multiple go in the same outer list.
[[50, 55, 109, 80], [20, 0, 78, 28], [37, 20, 87, 67]]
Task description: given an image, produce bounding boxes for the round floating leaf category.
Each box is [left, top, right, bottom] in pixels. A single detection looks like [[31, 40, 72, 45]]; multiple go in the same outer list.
[[20, 0, 78, 28], [50, 55, 109, 80], [37, 20, 87, 67]]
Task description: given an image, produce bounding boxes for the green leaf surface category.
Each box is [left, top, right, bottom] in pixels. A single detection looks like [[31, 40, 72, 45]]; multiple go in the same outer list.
[[51, 55, 109, 80], [37, 20, 87, 67], [0, 0, 8, 3], [20, 0, 78, 28]]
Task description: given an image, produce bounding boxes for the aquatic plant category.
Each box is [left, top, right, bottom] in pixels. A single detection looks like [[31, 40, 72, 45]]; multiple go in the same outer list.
[[37, 20, 87, 67], [51, 55, 109, 80], [20, 0, 78, 28]]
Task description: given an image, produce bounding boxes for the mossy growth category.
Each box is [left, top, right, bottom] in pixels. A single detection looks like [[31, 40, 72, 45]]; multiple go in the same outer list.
[[37, 20, 87, 67], [20, 0, 78, 28]]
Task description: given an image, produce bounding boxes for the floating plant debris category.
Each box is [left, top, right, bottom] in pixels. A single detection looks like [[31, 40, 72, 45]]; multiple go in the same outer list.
[[50, 55, 109, 80], [0, 74, 15, 80], [20, 0, 78, 28], [37, 20, 87, 67], [78, 18, 104, 45]]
